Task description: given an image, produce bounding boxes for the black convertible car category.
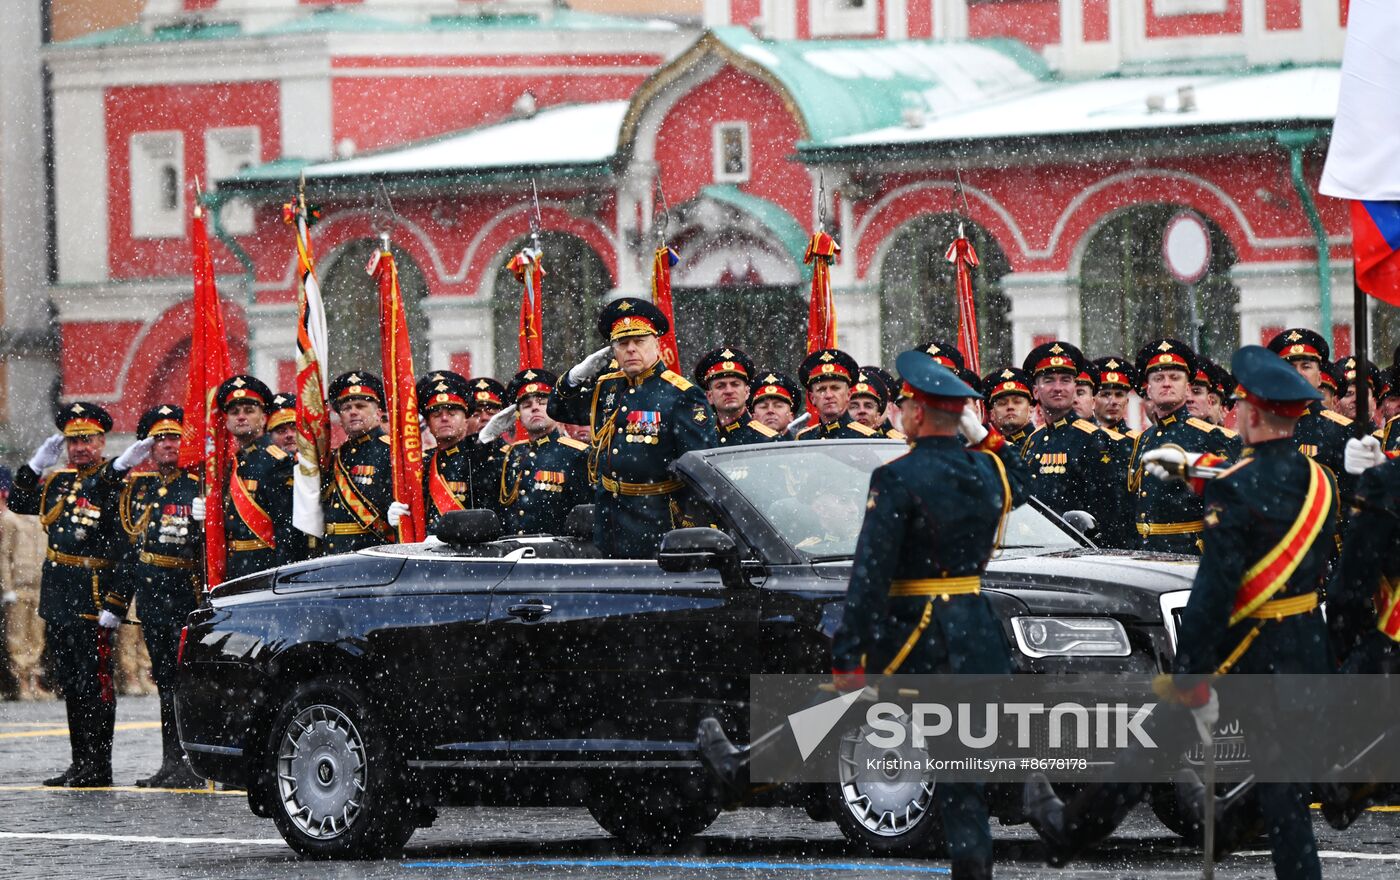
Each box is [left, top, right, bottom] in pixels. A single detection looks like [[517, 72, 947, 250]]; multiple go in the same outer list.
[[176, 438, 1203, 858]]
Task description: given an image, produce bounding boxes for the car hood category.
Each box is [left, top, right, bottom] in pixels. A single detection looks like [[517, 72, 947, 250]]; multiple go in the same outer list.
[[985, 551, 1197, 623]]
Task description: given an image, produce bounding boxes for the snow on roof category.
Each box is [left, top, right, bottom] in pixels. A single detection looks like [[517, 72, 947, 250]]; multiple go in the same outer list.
[[304, 101, 630, 179], [825, 65, 1339, 149]]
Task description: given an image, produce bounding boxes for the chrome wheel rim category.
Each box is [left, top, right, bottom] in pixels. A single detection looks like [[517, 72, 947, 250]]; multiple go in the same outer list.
[[836, 712, 936, 837], [276, 704, 367, 839]]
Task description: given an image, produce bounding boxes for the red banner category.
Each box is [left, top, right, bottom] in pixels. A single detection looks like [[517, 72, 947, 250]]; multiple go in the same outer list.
[[651, 246, 681, 372], [178, 203, 234, 587], [509, 247, 545, 373], [947, 234, 982, 377], [371, 246, 426, 543], [804, 231, 839, 354]]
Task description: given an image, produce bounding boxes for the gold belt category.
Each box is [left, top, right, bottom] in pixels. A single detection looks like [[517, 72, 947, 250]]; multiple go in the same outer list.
[[138, 550, 195, 571], [1246, 592, 1319, 621], [325, 521, 370, 536], [230, 538, 271, 553], [599, 476, 684, 497], [889, 576, 982, 598], [46, 548, 111, 569], [1136, 520, 1204, 537]]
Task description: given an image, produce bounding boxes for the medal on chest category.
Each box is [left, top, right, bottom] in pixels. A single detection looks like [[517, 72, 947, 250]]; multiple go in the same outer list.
[[625, 411, 662, 444]]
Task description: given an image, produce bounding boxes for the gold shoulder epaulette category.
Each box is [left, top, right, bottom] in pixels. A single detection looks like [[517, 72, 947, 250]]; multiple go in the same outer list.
[[558, 436, 589, 451], [1320, 409, 1352, 426], [796, 424, 818, 439], [749, 421, 779, 438], [1072, 418, 1099, 435], [379, 434, 392, 445], [595, 369, 626, 384], [1215, 425, 1239, 439], [850, 421, 878, 436], [1126, 429, 1142, 440], [1100, 427, 1124, 442], [266, 444, 288, 460], [129, 470, 160, 479], [885, 428, 906, 440], [660, 370, 695, 391], [1186, 417, 1217, 434]]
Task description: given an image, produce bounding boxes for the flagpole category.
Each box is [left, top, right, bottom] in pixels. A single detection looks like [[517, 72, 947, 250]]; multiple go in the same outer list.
[[1354, 277, 1371, 436]]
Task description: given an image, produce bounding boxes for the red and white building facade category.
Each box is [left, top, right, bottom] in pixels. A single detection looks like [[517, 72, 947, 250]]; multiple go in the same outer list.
[[42, 0, 1369, 435]]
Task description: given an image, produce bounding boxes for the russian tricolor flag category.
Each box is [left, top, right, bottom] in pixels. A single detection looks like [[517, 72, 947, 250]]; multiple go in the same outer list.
[[1320, 0, 1400, 306]]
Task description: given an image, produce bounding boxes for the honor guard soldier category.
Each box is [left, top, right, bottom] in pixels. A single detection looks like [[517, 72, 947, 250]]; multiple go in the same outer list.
[[548, 297, 718, 558], [118, 406, 203, 789], [1073, 366, 1097, 420], [1088, 358, 1142, 549], [495, 369, 591, 535], [1267, 328, 1354, 494], [198, 375, 304, 579], [981, 366, 1034, 448], [12, 403, 130, 787], [698, 351, 1030, 880], [1188, 358, 1244, 459], [1128, 339, 1234, 554], [322, 372, 396, 555], [418, 371, 488, 529], [749, 371, 803, 437], [693, 347, 780, 445], [1335, 354, 1382, 429], [849, 369, 905, 439], [1026, 347, 1338, 879], [1319, 361, 1342, 410], [861, 365, 903, 435], [1020, 341, 1125, 541], [468, 377, 515, 503], [265, 392, 298, 456], [1330, 451, 1400, 675], [795, 348, 879, 440]]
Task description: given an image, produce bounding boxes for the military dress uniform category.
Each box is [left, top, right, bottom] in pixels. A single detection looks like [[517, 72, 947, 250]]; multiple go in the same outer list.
[[322, 372, 396, 555], [861, 365, 904, 437], [547, 297, 718, 558], [498, 370, 592, 535], [694, 347, 781, 446], [1019, 342, 1125, 541], [831, 352, 1031, 880], [1191, 359, 1244, 459], [748, 372, 804, 438], [980, 366, 1033, 448], [1328, 453, 1400, 672], [118, 406, 203, 787], [1128, 340, 1234, 554], [1266, 329, 1355, 505], [417, 371, 497, 531], [795, 349, 881, 441], [851, 368, 906, 439], [1089, 358, 1142, 549], [217, 376, 304, 580], [11, 403, 128, 786]]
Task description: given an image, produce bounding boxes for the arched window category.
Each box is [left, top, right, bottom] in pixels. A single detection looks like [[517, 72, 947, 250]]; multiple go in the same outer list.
[[317, 239, 431, 379], [1078, 205, 1238, 362], [877, 214, 1012, 369], [491, 232, 611, 379]]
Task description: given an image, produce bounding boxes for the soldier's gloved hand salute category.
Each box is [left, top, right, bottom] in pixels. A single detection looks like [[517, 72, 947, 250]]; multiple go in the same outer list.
[[478, 404, 517, 444], [957, 402, 989, 446], [567, 346, 613, 385], [113, 436, 156, 473], [27, 433, 65, 473], [1344, 435, 1387, 475]]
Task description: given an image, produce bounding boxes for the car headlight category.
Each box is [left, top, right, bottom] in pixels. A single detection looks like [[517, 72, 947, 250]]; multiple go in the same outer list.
[[1011, 617, 1131, 658]]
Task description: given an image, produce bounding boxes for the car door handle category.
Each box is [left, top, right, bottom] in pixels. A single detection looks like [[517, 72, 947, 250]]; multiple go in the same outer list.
[[507, 601, 554, 621]]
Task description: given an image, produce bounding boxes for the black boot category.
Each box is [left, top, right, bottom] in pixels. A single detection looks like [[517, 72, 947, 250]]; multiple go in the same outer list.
[[137, 689, 182, 787], [43, 765, 79, 787], [46, 697, 86, 787], [949, 857, 992, 880], [1173, 768, 1260, 855], [68, 699, 116, 787], [695, 718, 751, 802], [1318, 781, 1378, 831], [1022, 772, 1074, 867], [154, 761, 206, 790]]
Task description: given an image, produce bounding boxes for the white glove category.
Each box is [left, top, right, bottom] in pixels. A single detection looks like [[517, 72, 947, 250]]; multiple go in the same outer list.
[[1, 591, 16, 605], [567, 346, 613, 384], [97, 610, 122, 630], [478, 404, 517, 444], [27, 433, 66, 473], [1190, 688, 1220, 742], [1142, 447, 1201, 483], [113, 436, 156, 472], [958, 402, 989, 446], [786, 412, 811, 434], [191, 496, 207, 523], [386, 500, 410, 528], [1344, 435, 1387, 475]]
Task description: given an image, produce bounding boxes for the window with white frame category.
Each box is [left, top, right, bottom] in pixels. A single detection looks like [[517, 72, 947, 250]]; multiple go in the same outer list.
[[713, 122, 751, 184], [205, 126, 261, 235], [1152, 0, 1228, 15], [810, 0, 879, 37], [130, 131, 185, 239]]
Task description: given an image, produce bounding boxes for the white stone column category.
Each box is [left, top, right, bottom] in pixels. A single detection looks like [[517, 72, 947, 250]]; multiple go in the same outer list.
[[1001, 270, 1079, 362], [833, 284, 881, 364], [421, 294, 496, 375]]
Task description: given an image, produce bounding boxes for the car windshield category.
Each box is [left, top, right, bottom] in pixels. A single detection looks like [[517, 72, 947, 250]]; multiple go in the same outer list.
[[708, 441, 1084, 560]]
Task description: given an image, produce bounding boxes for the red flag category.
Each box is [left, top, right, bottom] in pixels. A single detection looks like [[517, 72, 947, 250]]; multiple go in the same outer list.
[[179, 203, 234, 587], [1351, 200, 1400, 306], [370, 245, 426, 542], [804, 231, 839, 354], [508, 247, 545, 372], [947, 233, 982, 376], [651, 245, 681, 372]]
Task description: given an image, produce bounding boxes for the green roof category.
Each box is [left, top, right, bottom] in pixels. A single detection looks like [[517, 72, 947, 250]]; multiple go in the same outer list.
[[700, 184, 809, 277]]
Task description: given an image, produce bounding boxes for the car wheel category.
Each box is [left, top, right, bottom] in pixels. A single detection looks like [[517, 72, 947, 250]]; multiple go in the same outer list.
[[587, 774, 722, 851], [265, 677, 415, 859], [826, 713, 944, 856], [1151, 781, 1265, 848]]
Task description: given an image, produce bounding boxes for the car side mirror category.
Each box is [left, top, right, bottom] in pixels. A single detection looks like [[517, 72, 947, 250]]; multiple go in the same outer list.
[[564, 504, 595, 540], [1062, 510, 1098, 535], [435, 509, 502, 546], [658, 527, 746, 587]]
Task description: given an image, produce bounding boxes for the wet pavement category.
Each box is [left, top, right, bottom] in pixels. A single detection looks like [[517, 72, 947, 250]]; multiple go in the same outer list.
[[2, 694, 1398, 878]]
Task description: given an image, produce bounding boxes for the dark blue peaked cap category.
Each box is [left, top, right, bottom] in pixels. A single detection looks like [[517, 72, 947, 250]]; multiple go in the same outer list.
[[895, 350, 983, 400], [1231, 345, 1321, 404]]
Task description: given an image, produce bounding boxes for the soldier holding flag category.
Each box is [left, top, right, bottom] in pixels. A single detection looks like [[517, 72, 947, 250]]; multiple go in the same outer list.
[[322, 372, 396, 555]]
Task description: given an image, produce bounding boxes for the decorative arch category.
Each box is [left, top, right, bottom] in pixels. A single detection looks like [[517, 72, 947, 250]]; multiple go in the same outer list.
[[317, 237, 432, 379], [123, 298, 250, 430], [856, 181, 1029, 278]]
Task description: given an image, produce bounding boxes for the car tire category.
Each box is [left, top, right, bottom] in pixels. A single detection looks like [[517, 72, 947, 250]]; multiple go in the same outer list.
[[825, 715, 945, 856], [587, 774, 721, 851], [265, 676, 416, 859], [1150, 781, 1265, 848]]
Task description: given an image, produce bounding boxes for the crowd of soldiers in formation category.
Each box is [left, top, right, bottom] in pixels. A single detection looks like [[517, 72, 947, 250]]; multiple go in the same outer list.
[[5, 291, 1400, 880]]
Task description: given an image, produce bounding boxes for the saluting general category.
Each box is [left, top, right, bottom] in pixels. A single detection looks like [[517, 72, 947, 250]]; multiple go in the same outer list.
[[548, 297, 717, 558]]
